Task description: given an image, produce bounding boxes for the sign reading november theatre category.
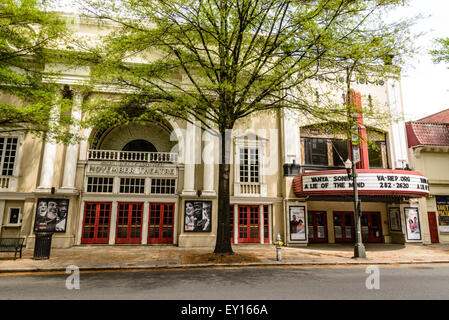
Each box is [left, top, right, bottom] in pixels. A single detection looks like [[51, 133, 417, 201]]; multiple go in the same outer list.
[[87, 161, 177, 177]]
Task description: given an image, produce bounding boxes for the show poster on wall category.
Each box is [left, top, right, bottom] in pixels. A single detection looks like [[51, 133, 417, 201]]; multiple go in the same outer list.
[[34, 198, 69, 232], [404, 207, 422, 241], [289, 206, 306, 241], [184, 200, 212, 232], [436, 196, 449, 233], [388, 207, 402, 232]]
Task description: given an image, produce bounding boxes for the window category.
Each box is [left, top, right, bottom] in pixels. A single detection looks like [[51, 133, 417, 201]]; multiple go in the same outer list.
[[119, 178, 145, 194], [87, 177, 114, 193], [332, 139, 349, 167], [151, 178, 176, 194], [368, 142, 383, 168], [304, 138, 328, 166], [239, 148, 259, 183], [0, 137, 18, 176], [303, 137, 386, 168], [7, 208, 21, 225]]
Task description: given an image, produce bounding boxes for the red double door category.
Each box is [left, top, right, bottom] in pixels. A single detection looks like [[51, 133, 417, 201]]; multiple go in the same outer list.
[[333, 211, 382, 243], [81, 202, 112, 244], [308, 211, 328, 243], [81, 202, 174, 244], [230, 205, 269, 243]]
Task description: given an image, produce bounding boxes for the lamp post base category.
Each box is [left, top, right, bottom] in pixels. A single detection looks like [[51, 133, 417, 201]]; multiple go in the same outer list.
[[353, 242, 366, 259]]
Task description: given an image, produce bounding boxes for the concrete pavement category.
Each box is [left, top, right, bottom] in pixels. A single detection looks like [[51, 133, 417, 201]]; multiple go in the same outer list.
[[1, 243, 449, 273]]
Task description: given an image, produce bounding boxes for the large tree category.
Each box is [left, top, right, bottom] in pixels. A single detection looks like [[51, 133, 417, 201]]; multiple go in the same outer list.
[[76, 0, 413, 254], [0, 0, 75, 142]]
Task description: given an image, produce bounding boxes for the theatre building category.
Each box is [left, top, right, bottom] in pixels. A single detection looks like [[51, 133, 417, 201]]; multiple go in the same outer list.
[[0, 17, 430, 249], [283, 81, 430, 246]]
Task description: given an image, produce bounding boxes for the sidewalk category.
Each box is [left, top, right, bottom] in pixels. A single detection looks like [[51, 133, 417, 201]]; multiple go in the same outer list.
[[1, 243, 449, 273]]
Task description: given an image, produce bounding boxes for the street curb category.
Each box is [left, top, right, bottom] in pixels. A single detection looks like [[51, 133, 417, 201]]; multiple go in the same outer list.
[[1, 259, 449, 274]]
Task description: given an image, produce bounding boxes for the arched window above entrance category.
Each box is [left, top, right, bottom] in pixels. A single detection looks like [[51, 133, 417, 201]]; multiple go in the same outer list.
[[122, 139, 157, 153]]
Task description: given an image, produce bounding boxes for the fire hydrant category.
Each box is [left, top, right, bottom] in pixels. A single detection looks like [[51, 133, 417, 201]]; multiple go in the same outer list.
[[275, 233, 283, 261]]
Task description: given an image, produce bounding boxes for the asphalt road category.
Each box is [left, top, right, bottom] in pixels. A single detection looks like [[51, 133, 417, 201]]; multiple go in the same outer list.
[[1, 264, 449, 300]]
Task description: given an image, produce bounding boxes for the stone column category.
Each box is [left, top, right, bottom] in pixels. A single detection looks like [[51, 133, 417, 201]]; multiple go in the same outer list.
[[76, 200, 85, 245], [282, 108, 300, 164], [182, 119, 197, 196], [202, 127, 217, 196], [234, 204, 239, 244], [268, 204, 273, 244], [61, 91, 82, 191], [37, 95, 60, 191], [387, 79, 408, 169], [141, 201, 150, 244], [0, 200, 5, 237], [108, 201, 118, 244]]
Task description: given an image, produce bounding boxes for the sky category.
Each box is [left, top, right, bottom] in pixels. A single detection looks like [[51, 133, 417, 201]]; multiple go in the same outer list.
[[389, 0, 449, 121], [54, 0, 449, 121]]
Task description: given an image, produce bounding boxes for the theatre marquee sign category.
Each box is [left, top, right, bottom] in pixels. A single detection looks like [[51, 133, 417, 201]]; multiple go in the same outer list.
[[293, 169, 429, 197], [87, 161, 177, 177]]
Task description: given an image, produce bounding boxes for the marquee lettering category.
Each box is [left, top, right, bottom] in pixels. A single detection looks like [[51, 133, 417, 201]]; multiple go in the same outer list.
[[302, 172, 429, 194]]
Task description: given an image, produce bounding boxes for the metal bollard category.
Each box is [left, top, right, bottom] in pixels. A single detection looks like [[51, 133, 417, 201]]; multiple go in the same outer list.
[[275, 233, 283, 261]]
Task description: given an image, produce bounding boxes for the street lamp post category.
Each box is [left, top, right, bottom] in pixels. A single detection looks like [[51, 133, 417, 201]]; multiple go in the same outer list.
[[345, 158, 366, 258]]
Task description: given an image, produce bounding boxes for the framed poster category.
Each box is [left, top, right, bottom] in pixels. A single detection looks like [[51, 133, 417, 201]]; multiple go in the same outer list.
[[34, 198, 69, 232], [404, 207, 422, 241], [289, 206, 306, 241], [184, 200, 212, 232], [388, 207, 402, 232], [436, 196, 449, 233]]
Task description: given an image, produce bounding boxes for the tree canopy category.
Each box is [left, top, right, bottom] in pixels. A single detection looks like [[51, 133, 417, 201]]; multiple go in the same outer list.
[[79, 0, 413, 132], [73, 0, 415, 253], [0, 0, 75, 141]]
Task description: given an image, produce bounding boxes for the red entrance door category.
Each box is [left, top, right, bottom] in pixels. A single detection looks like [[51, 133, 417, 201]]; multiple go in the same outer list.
[[238, 205, 260, 243], [333, 212, 354, 243], [308, 211, 328, 243], [428, 212, 440, 244], [148, 203, 175, 244], [361, 212, 383, 243], [116, 202, 143, 244], [81, 202, 112, 244]]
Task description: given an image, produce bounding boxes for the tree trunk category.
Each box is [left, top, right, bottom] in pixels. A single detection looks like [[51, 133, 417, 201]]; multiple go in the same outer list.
[[214, 128, 233, 254]]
